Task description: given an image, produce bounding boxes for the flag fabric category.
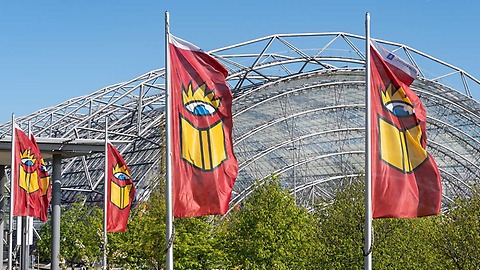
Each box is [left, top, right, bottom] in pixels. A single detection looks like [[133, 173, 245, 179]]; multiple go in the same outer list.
[[29, 134, 51, 222], [370, 41, 442, 218], [13, 126, 47, 221], [106, 142, 136, 232], [169, 34, 238, 218]]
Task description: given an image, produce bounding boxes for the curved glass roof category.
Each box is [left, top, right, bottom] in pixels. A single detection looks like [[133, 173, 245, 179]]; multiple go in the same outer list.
[[2, 33, 480, 211]]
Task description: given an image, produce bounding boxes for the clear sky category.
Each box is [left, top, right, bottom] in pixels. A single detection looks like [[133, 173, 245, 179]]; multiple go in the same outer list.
[[1, 1, 478, 124]]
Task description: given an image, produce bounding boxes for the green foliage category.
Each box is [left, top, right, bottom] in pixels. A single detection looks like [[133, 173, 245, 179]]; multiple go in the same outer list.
[[108, 184, 167, 269], [219, 176, 321, 269], [173, 216, 226, 270], [373, 216, 443, 269], [36, 220, 52, 262], [37, 175, 480, 270], [433, 187, 480, 269], [315, 177, 446, 269], [37, 200, 103, 269], [108, 180, 226, 270], [315, 178, 365, 269]]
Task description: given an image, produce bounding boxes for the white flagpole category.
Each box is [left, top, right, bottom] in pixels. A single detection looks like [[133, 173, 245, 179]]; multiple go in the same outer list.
[[8, 114, 15, 270], [364, 12, 373, 270], [103, 117, 108, 270], [165, 11, 174, 270]]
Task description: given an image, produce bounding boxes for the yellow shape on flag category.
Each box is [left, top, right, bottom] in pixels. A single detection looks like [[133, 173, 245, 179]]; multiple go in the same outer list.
[[181, 117, 227, 171], [379, 118, 427, 173], [19, 149, 40, 193], [110, 181, 132, 210]]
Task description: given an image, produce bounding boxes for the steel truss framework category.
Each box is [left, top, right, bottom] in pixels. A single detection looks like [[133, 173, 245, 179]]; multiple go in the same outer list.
[[2, 32, 480, 211]]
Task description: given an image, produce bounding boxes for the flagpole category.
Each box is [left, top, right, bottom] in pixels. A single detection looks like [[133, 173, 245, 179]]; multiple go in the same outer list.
[[20, 122, 33, 270], [103, 117, 108, 270], [364, 12, 373, 270], [8, 114, 15, 270], [164, 11, 174, 270]]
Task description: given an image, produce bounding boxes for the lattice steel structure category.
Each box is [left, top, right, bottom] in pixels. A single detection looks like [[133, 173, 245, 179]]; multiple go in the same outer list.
[[2, 33, 480, 211]]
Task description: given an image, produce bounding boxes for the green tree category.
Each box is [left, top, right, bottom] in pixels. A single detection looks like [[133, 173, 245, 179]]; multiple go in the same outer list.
[[219, 176, 321, 269], [373, 215, 443, 269], [173, 216, 227, 270], [108, 179, 226, 270], [37, 201, 103, 269], [315, 177, 445, 269], [108, 186, 167, 269], [315, 178, 365, 269], [433, 187, 480, 269]]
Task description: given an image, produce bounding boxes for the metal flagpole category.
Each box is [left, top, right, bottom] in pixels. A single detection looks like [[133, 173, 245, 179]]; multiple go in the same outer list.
[[9, 114, 15, 270], [364, 12, 373, 270], [20, 123, 33, 270], [103, 117, 109, 270], [0, 165, 5, 270], [164, 11, 174, 270]]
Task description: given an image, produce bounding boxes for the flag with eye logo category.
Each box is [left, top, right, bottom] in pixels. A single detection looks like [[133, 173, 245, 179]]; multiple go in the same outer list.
[[12, 125, 45, 220], [29, 134, 51, 222], [370, 41, 442, 218], [169, 34, 238, 218], [106, 142, 136, 232]]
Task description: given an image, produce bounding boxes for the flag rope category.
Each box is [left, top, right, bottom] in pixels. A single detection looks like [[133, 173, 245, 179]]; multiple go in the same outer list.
[[164, 225, 175, 253], [362, 226, 374, 256]]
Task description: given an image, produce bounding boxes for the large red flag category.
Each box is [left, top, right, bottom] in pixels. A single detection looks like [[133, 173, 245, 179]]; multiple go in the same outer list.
[[106, 142, 136, 232], [370, 41, 442, 218], [30, 134, 51, 222], [169, 34, 238, 218], [13, 126, 45, 221]]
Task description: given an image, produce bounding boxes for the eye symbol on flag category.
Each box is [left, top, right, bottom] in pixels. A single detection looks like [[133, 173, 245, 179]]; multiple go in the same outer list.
[[182, 82, 220, 116], [19, 149, 40, 193], [384, 100, 414, 117], [21, 151, 36, 171], [114, 171, 131, 181], [379, 84, 427, 173], [381, 84, 415, 116]]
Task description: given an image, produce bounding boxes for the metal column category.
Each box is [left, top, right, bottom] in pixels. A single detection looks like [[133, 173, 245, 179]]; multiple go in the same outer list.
[[51, 155, 62, 270], [0, 166, 5, 269]]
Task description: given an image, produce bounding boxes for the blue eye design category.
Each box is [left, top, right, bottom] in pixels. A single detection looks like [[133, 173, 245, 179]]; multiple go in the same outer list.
[[21, 158, 35, 167], [385, 101, 414, 116], [185, 102, 217, 116], [114, 172, 131, 181]]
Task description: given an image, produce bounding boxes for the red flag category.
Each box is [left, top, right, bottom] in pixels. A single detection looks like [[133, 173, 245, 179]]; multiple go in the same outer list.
[[106, 142, 136, 232], [169, 34, 238, 218], [30, 134, 51, 222], [13, 126, 45, 221], [370, 41, 442, 218]]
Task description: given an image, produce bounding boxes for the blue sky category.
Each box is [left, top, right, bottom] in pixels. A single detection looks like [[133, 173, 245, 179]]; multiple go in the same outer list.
[[1, 1, 478, 124]]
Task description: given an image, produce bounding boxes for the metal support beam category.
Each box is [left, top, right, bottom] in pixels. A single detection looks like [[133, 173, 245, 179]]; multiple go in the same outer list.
[[0, 166, 5, 270], [51, 154, 62, 270]]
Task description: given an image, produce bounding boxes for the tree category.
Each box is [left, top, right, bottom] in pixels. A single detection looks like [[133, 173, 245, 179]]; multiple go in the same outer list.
[[314, 178, 365, 269], [37, 201, 103, 269], [432, 187, 480, 269], [373, 215, 443, 269], [108, 185, 167, 269], [315, 177, 445, 269], [173, 216, 227, 270], [218, 176, 321, 269], [108, 179, 226, 270]]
